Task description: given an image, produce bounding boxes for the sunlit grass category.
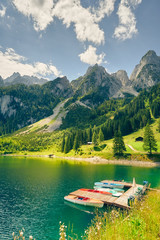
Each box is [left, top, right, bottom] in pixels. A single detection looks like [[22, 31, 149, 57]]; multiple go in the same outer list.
[[1, 118, 160, 163], [82, 189, 160, 240]]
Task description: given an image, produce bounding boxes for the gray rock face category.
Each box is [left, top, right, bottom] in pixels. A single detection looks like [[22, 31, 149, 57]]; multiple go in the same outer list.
[[0, 95, 16, 117], [112, 86, 138, 98], [71, 76, 83, 90], [5, 72, 20, 83], [4, 72, 48, 86], [0, 76, 4, 86], [72, 64, 122, 99], [130, 50, 160, 90], [112, 70, 130, 86], [44, 76, 73, 98]]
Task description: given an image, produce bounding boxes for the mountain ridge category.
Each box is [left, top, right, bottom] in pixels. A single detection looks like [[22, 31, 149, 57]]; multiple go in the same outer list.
[[0, 50, 160, 135], [3, 72, 48, 86]]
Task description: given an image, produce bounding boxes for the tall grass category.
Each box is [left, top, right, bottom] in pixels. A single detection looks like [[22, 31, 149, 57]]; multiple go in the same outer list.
[[83, 190, 160, 240]]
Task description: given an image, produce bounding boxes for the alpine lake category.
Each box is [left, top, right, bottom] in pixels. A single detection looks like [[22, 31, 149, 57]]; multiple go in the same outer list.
[[0, 156, 160, 240]]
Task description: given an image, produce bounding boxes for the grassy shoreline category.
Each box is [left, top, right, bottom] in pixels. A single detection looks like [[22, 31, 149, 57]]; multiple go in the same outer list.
[[2, 153, 160, 168]]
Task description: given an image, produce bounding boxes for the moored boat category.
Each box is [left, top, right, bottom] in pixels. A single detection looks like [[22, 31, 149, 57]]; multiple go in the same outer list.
[[94, 186, 124, 193], [80, 188, 112, 195], [94, 182, 124, 189], [94, 187, 122, 197], [64, 195, 104, 208], [111, 188, 125, 192]]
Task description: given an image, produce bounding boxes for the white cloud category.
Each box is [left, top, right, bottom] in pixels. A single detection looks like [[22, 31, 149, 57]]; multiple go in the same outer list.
[[12, 0, 116, 45], [0, 48, 61, 79], [79, 45, 105, 65], [0, 4, 6, 17], [92, 0, 116, 22], [52, 0, 105, 45], [113, 0, 142, 40], [124, 0, 142, 7], [12, 0, 142, 44], [12, 0, 54, 31]]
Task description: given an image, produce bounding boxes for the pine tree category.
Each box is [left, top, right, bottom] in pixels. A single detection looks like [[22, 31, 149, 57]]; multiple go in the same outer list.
[[92, 131, 97, 145], [70, 132, 74, 149], [73, 133, 80, 152], [113, 130, 126, 156], [61, 135, 65, 152], [143, 123, 157, 154], [82, 130, 87, 144], [78, 130, 83, 145], [87, 126, 92, 142], [64, 136, 71, 154], [98, 128, 104, 143]]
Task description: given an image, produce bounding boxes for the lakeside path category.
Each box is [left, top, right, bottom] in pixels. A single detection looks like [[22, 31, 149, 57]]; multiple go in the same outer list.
[[2, 154, 160, 168]]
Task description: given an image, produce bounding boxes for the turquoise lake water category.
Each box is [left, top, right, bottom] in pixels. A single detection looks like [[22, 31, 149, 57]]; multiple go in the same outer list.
[[0, 156, 160, 240]]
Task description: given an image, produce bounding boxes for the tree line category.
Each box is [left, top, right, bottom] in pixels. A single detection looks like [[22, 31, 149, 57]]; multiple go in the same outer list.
[[61, 126, 105, 153]]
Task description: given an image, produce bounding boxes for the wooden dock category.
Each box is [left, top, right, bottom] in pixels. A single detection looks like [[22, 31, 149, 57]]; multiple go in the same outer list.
[[70, 180, 146, 209]]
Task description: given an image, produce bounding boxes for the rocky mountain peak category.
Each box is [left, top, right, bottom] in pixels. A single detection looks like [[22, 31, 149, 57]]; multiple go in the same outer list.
[[5, 72, 20, 83], [112, 70, 129, 86], [85, 64, 108, 77], [130, 50, 160, 90], [4, 72, 48, 86], [140, 50, 160, 65], [71, 63, 122, 107], [43, 76, 73, 98]]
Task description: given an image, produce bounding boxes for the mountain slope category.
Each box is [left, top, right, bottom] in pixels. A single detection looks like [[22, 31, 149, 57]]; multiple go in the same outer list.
[[0, 76, 73, 135], [20, 100, 69, 134]]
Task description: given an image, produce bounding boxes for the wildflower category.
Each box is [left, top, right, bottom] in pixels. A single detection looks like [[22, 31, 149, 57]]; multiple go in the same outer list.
[[20, 231, 24, 237], [29, 236, 33, 240]]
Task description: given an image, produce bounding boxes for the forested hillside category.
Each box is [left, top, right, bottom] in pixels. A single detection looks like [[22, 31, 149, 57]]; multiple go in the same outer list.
[[1, 83, 159, 155], [0, 50, 160, 138], [0, 84, 59, 135], [58, 83, 160, 153], [0, 76, 72, 135]]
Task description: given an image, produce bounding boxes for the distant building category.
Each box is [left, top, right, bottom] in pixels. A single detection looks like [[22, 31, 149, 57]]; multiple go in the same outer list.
[[135, 137, 143, 142]]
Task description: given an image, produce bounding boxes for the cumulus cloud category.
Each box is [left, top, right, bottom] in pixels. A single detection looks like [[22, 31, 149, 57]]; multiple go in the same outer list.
[[113, 0, 142, 40], [12, 0, 142, 44], [11, 0, 143, 67], [52, 0, 105, 45], [125, 0, 142, 7], [0, 48, 61, 79], [0, 4, 6, 17], [12, 0, 54, 31], [79, 45, 105, 65], [12, 0, 116, 45], [92, 0, 116, 22]]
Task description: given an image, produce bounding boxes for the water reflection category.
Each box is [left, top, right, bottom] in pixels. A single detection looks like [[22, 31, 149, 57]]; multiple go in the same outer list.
[[64, 201, 95, 214]]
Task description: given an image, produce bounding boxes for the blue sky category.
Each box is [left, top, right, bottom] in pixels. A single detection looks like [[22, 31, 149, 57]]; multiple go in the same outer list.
[[0, 0, 160, 81]]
